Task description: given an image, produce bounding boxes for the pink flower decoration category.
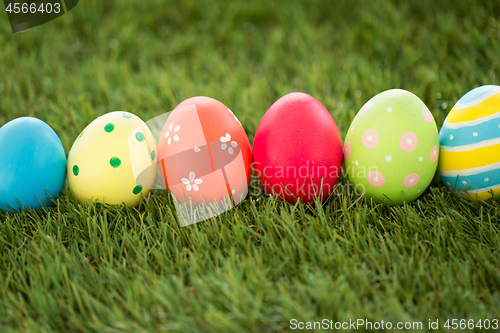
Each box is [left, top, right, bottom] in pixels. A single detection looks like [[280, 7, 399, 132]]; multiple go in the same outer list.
[[344, 141, 351, 159], [422, 107, 433, 123], [403, 173, 420, 188], [362, 129, 379, 149], [430, 145, 438, 163], [367, 171, 385, 187], [400, 132, 418, 152]]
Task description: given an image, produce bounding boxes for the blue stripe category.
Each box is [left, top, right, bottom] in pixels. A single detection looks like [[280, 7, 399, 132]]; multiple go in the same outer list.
[[441, 168, 500, 191], [439, 117, 500, 147], [456, 85, 498, 106]]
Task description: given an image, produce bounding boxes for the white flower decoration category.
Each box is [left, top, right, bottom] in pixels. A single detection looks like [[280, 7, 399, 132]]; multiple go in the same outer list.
[[181, 171, 203, 191], [220, 133, 238, 155], [164, 123, 181, 145], [228, 108, 242, 125]]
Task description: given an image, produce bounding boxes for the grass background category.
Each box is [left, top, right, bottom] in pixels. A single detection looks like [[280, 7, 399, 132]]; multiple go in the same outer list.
[[1, 0, 500, 331]]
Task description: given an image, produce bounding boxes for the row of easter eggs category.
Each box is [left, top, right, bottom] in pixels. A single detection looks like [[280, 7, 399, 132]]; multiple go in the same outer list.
[[1, 85, 499, 213]]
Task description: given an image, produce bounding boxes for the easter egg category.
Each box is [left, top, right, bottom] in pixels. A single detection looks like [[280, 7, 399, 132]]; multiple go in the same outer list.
[[439, 85, 500, 201], [344, 89, 439, 205], [67, 111, 157, 207], [0, 117, 66, 212], [252, 92, 343, 204], [158, 97, 252, 217]]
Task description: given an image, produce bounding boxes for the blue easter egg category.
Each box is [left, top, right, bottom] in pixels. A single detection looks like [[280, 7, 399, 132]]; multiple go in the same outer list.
[[439, 85, 500, 201], [0, 117, 67, 211]]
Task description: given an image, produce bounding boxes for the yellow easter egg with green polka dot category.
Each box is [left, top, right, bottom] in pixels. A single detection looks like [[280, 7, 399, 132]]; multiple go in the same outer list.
[[344, 89, 439, 205], [68, 111, 157, 207]]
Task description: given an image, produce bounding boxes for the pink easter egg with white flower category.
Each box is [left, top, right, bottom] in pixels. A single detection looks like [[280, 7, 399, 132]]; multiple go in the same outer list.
[[158, 97, 252, 211]]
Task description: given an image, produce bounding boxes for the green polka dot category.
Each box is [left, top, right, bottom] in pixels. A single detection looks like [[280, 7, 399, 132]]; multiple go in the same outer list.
[[136, 132, 145, 142], [73, 165, 79, 176], [121, 113, 132, 119], [78, 131, 84, 139], [110, 157, 121, 168], [104, 123, 114, 132], [151, 150, 155, 161], [133, 185, 143, 195]]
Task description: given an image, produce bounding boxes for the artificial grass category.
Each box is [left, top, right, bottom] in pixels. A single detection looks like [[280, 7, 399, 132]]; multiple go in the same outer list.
[[1, 0, 500, 331]]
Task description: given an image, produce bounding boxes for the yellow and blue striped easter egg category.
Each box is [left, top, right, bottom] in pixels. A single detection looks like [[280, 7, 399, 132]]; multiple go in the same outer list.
[[439, 85, 500, 201]]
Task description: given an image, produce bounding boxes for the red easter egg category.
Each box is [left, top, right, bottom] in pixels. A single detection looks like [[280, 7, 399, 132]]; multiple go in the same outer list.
[[253, 92, 343, 203], [158, 97, 252, 209]]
